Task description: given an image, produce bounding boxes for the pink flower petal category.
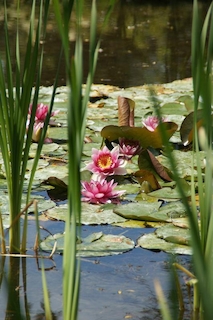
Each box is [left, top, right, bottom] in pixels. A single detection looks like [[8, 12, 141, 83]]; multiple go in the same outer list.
[[81, 179, 125, 204]]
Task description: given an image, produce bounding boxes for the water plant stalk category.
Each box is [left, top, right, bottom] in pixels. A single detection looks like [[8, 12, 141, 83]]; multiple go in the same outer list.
[[153, 0, 213, 318], [52, 0, 115, 318], [0, 0, 59, 253]]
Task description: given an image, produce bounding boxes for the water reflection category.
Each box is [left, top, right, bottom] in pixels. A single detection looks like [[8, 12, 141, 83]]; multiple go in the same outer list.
[[0, 1, 211, 87]]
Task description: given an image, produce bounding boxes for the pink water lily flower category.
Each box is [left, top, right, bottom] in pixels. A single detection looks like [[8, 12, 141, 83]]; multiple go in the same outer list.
[[86, 146, 127, 177], [81, 179, 125, 204], [117, 138, 142, 160], [28, 103, 58, 122], [27, 103, 59, 142], [142, 116, 166, 132]]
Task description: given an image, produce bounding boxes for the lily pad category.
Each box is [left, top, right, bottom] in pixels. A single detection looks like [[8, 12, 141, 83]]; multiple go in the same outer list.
[[101, 122, 178, 149], [0, 192, 55, 216], [45, 202, 126, 225], [114, 201, 187, 222], [113, 201, 163, 221], [40, 231, 135, 257], [137, 232, 192, 255], [155, 224, 190, 245], [148, 179, 191, 200]]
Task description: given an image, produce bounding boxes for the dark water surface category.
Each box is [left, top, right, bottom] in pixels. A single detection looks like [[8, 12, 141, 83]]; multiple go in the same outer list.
[[0, 0, 211, 88], [0, 221, 191, 320]]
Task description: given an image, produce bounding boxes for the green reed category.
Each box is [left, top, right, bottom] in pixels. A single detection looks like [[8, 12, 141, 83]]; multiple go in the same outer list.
[[52, 0, 115, 318], [154, 1, 213, 318], [0, 0, 59, 253]]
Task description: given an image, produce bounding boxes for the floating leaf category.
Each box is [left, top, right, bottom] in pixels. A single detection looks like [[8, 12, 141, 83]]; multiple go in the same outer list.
[[40, 232, 135, 257], [148, 179, 191, 200], [45, 176, 68, 189], [156, 224, 190, 245], [0, 192, 55, 216], [114, 201, 187, 222], [157, 150, 206, 180], [161, 102, 188, 115], [178, 95, 194, 112], [101, 122, 178, 149], [113, 201, 163, 221], [45, 202, 126, 225], [137, 232, 192, 255]]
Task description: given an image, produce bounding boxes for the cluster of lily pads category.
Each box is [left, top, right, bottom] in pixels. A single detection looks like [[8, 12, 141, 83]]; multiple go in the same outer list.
[[81, 115, 170, 204], [0, 80, 201, 256]]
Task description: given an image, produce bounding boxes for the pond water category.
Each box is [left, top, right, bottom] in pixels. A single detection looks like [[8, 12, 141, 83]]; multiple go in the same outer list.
[[0, 0, 211, 87], [0, 1, 210, 319], [0, 221, 191, 320]]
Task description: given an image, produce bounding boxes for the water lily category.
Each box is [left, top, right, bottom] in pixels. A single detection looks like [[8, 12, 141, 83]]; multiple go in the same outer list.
[[117, 138, 142, 160], [81, 179, 125, 204], [86, 146, 127, 177], [27, 103, 59, 142], [28, 103, 58, 122], [142, 116, 166, 132]]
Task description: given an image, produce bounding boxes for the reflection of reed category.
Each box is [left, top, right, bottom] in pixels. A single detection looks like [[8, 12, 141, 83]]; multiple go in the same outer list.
[[5, 257, 23, 319]]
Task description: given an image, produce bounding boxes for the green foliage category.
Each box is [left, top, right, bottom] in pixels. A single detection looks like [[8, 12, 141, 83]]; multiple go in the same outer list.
[[0, 0, 58, 253], [52, 0, 116, 319], [101, 122, 178, 149], [153, 0, 213, 318]]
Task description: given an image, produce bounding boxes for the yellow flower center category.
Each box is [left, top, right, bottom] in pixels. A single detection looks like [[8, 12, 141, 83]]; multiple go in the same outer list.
[[97, 155, 112, 169]]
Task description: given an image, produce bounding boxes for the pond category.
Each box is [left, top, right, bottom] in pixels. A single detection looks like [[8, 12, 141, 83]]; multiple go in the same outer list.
[[1, 0, 211, 87], [0, 1, 210, 319]]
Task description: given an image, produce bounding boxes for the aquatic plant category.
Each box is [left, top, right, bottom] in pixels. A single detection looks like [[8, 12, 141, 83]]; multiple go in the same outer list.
[[81, 179, 124, 204], [142, 115, 167, 132], [116, 138, 142, 160], [86, 146, 127, 177], [52, 0, 115, 319], [153, 0, 213, 318], [27, 103, 59, 142], [0, 0, 56, 253]]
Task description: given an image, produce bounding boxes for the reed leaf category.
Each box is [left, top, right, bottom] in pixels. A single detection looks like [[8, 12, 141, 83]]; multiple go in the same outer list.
[[0, 0, 57, 253]]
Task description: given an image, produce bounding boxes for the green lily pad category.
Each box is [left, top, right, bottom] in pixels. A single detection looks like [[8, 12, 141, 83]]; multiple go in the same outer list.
[[137, 232, 192, 255], [0, 192, 55, 216], [29, 142, 61, 157], [45, 202, 126, 225], [148, 179, 191, 200], [157, 150, 206, 180], [101, 122, 178, 149], [113, 201, 163, 221], [40, 231, 135, 257], [114, 201, 187, 222], [161, 102, 188, 115], [155, 224, 190, 245]]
